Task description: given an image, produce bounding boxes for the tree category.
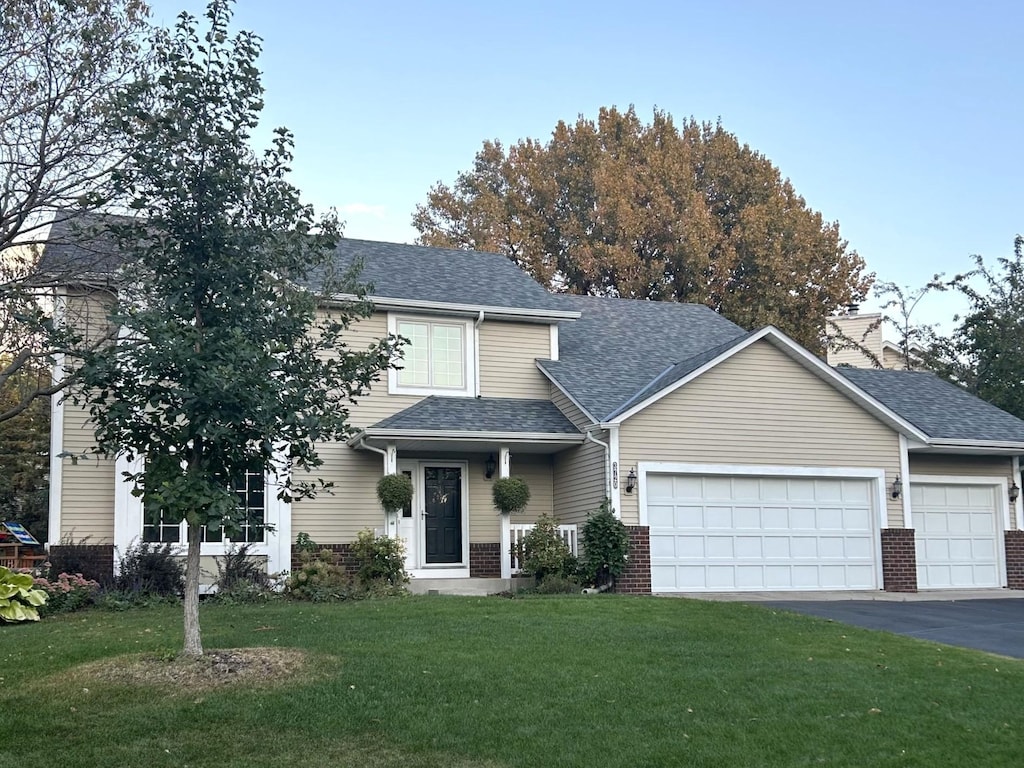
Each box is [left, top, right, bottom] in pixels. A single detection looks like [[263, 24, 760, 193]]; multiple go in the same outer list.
[[0, 0, 148, 423], [74, 0, 398, 656], [413, 106, 870, 351], [0, 361, 49, 539], [928, 237, 1024, 419]]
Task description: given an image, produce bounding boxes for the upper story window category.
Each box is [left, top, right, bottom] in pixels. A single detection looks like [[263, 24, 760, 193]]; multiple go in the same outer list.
[[389, 314, 476, 396]]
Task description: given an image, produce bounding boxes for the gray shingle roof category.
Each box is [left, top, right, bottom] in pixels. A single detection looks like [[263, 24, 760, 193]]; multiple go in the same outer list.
[[539, 295, 748, 421], [36, 214, 126, 281], [327, 239, 571, 315], [370, 396, 582, 435], [836, 367, 1024, 443]]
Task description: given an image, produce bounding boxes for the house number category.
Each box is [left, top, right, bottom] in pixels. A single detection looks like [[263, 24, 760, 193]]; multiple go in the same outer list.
[[612, 461, 618, 489]]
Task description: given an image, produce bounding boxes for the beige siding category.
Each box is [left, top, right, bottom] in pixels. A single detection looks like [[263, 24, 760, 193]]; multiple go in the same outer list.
[[503, 453, 555, 526], [910, 454, 1018, 531], [826, 313, 883, 368], [549, 384, 608, 525], [479, 320, 551, 398], [618, 340, 904, 527], [59, 397, 115, 543], [550, 384, 595, 429]]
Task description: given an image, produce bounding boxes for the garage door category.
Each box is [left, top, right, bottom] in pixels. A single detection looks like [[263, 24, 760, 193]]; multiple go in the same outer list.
[[646, 473, 879, 592], [910, 482, 1001, 589]]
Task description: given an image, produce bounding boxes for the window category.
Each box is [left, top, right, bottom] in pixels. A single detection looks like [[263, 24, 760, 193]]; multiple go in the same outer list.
[[389, 315, 475, 395], [141, 468, 266, 545]]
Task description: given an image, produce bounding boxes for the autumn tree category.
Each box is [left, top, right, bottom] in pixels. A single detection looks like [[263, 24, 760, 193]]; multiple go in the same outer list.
[[0, 0, 149, 423], [75, 0, 397, 656], [414, 106, 869, 350], [927, 237, 1024, 419]]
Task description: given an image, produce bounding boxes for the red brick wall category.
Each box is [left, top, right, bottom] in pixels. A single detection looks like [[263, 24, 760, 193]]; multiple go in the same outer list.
[[291, 543, 357, 575], [47, 543, 115, 585], [470, 543, 501, 578], [1005, 530, 1024, 590], [880, 528, 917, 592], [614, 526, 651, 594]]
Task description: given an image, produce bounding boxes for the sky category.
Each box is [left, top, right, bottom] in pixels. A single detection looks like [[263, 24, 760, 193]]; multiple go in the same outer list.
[[145, 0, 1024, 332]]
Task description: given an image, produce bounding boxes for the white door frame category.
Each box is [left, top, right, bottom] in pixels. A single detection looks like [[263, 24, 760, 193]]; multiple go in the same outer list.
[[398, 459, 470, 578]]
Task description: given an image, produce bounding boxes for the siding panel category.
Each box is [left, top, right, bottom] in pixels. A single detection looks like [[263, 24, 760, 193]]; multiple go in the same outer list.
[[479, 321, 551, 398]]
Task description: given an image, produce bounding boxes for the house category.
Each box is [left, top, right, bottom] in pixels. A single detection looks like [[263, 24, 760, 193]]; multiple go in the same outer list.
[[45, 228, 1024, 594], [826, 308, 925, 370]]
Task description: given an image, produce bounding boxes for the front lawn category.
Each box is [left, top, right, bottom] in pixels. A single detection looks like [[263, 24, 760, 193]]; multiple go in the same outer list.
[[2, 597, 1021, 767]]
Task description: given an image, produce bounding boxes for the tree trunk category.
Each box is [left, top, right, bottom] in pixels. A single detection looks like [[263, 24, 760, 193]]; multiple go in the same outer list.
[[182, 516, 203, 657]]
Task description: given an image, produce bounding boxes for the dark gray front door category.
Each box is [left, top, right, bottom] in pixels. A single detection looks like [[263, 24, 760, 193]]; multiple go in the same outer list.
[[424, 466, 462, 564]]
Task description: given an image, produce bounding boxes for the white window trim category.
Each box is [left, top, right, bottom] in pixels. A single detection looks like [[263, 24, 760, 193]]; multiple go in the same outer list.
[[113, 454, 291, 575], [387, 313, 477, 397]]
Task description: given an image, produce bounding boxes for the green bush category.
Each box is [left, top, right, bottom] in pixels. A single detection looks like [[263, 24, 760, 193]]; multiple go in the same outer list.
[[211, 543, 278, 603], [518, 514, 575, 581], [47, 536, 112, 586], [285, 546, 354, 602], [113, 541, 184, 598], [492, 476, 531, 514], [534, 573, 583, 594], [579, 500, 630, 588], [0, 566, 47, 621], [377, 473, 413, 513], [350, 529, 409, 592]]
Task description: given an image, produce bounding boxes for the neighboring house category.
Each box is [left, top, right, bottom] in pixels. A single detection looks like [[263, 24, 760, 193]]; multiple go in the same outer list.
[[45, 227, 1024, 594], [826, 309, 924, 370]]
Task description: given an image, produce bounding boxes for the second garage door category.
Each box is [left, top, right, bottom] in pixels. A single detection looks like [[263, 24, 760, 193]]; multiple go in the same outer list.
[[646, 472, 880, 592]]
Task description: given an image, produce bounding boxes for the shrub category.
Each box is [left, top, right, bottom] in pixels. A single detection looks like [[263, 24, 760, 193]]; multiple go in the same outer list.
[[47, 536, 112, 586], [376, 473, 413, 513], [34, 572, 100, 615], [285, 547, 354, 602], [211, 543, 278, 603], [579, 500, 631, 588], [113, 541, 184, 598], [519, 514, 575, 581], [492, 476, 531, 514], [0, 566, 48, 622], [534, 573, 582, 594], [350, 529, 409, 593]]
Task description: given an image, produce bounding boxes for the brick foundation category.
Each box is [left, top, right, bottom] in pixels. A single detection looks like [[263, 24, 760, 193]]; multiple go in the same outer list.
[[1005, 530, 1024, 590], [614, 526, 651, 594], [880, 528, 917, 592], [47, 543, 115, 585], [291, 543, 358, 575], [469, 542, 501, 578]]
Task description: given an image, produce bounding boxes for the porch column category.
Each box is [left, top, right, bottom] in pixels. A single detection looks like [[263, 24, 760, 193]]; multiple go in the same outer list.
[[499, 446, 512, 579], [385, 442, 398, 537]]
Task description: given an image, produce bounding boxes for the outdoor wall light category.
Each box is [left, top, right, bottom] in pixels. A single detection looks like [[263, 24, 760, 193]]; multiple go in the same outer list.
[[485, 454, 496, 480], [625, 468, 637, 494], [891, 477, 902, 500], [1011, 483, 1020, 503]]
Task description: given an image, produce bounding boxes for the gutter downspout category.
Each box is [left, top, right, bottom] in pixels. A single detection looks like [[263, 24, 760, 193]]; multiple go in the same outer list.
[[585, 429, 611, 500], [474, 310, 484, 397], [357, 438, 396, 536]]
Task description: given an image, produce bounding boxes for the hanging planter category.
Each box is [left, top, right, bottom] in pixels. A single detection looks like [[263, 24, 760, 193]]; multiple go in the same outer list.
[[377, 473, 413, 514], [492, 476, 531, 515]]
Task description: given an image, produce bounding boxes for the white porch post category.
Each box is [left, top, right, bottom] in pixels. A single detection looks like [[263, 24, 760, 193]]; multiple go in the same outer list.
[[1014, 456, 1023, 531], [499, 446, 512, 579], [385, 442, 398, 536], [898, 434, 912, 528]]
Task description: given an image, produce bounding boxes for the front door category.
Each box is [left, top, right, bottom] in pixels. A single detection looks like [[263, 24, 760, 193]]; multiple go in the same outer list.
[[424, 465, 462, 564]]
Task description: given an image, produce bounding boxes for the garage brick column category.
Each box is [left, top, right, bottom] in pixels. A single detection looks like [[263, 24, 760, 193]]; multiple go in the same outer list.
[[614, 526, 651, 594], [1005, 530, 1024, 590], [880, 528, 918, 592]]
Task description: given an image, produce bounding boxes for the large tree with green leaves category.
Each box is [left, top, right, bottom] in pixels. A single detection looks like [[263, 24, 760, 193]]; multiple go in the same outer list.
[[0, 0, 149, 423], [75, 0, 397, 656], [414, 106, 869, 351], [927, 237, 1024, 419]]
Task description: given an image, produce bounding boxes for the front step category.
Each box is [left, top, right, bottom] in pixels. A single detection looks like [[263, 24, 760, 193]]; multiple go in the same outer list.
[[407, 577, 521, 596]]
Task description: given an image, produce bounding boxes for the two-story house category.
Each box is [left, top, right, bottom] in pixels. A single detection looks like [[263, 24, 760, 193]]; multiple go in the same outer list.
[[46, 230, 1024, 594]]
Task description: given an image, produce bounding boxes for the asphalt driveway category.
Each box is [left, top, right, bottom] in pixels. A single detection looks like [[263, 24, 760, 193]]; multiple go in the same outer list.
[[761, 599, 1024, 658]]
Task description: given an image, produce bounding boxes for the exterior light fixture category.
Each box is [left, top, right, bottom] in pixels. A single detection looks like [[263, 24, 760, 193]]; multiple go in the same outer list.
[[625, 468, 637, 494], [891, 476, 902, 500], [1011, 483, 1020, 503], [485, 454, 496, 479]]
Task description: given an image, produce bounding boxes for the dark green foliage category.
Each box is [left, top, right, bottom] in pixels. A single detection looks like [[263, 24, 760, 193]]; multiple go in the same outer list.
[[0, 366, 49, 540], [534, 573, 582, 594], [492, 476, 531, 514], [578, 500, 631, 588], [285, 548, 353, 602], [350, 529, 409, 591], [211, 543, 276, 603], [518, 514, 576, 581], [376, 473, 413, 513], [113, 541, 184, 598]]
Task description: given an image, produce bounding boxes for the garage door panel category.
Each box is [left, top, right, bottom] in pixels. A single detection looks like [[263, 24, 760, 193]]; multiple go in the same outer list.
[[911, 481, 1001, 590], [647, 472, 880, 592]]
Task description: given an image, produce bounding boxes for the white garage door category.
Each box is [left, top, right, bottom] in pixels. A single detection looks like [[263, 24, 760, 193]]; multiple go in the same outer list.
[[911, 483, 1001, 589], [646, 473, 879, 592]]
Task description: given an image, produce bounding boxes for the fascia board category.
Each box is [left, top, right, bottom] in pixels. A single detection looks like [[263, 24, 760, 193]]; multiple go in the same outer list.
[[326, 293, 580, 322], [359, 429, 585, 444], [534, 361, 601, 425], [920, 438, 1024, 453]]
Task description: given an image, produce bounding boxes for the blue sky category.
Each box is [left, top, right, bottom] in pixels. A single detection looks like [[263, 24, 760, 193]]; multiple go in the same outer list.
[[147, 0, 1023, 331]]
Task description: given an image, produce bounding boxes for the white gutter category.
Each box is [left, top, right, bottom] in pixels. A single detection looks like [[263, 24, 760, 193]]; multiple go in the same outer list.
[[353, 430, 584, 446], [585, 429, 616, 516], [474, 310, 484, 398], [326, 293, 580, 322]]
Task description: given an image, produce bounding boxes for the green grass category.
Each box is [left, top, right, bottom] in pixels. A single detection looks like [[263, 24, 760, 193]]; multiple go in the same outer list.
[[2, 596, 1022, 767]]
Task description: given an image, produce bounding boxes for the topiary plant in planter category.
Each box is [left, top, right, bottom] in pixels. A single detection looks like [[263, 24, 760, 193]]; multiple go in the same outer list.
[[377, 473, 413, 514], [492, 476, 531, 515]]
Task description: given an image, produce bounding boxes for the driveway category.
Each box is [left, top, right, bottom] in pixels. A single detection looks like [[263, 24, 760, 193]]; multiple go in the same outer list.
[[761, 598, 1024, 658]]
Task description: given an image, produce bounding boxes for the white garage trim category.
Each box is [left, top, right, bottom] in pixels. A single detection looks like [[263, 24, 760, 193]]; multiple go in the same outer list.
[[639, 462, 886, 591]]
